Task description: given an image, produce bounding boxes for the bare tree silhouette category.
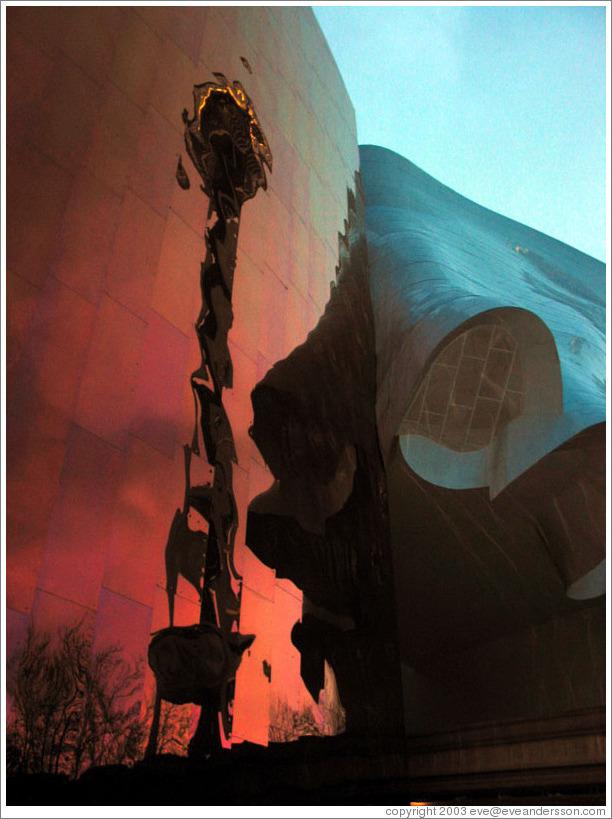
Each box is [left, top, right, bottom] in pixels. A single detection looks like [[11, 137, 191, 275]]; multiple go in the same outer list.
[[151, 701, 192, 757], [7, 623, 147, 779]]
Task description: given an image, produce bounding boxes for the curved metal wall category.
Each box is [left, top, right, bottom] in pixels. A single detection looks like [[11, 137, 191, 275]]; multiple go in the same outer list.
[[6, 5, 359, 747], [360, 144, 605, 483], [360, 144, 606, 693]]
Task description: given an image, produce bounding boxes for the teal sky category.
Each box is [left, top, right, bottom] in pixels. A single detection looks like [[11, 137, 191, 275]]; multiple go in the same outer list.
[[313, 4, 607, 263]]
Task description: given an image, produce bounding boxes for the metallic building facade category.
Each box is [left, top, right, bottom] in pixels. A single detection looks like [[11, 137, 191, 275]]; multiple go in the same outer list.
[[6, 5, 358, 747], [360, 145, 605, 791], [361, 144, 605, 598], [5, 3, 606, 797]]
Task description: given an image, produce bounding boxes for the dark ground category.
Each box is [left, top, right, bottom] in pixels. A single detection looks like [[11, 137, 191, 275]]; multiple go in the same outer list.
[[6, 735, 607, 807]]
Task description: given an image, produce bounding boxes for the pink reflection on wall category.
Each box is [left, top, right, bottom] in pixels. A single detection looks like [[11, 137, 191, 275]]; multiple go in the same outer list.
[[6, 5, 359, 753], [38, 425, 123, 609], [232, 586, 273, 746]]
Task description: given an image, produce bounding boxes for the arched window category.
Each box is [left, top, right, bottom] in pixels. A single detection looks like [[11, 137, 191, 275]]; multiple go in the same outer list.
[[398, 307, 563, 496]]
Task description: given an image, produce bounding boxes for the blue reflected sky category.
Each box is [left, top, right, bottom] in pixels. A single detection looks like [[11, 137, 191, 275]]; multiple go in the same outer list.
[[313, 4, 607, 262]]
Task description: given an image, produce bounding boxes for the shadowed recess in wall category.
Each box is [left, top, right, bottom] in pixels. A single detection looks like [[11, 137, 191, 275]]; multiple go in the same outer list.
[[246, 176, 404, 748], [400, 322, 526, 453], [146, 74, 271, 759]]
